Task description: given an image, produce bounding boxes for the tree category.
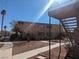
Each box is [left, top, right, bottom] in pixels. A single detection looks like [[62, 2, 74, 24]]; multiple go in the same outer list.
[[10, 20, 20, 32]]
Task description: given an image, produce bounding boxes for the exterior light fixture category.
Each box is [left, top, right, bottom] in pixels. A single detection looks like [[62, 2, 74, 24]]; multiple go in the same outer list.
[[1, 9, 6, 37]]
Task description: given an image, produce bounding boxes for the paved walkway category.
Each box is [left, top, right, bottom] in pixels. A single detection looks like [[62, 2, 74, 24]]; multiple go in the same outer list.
[[0, 42, 13, 59], [13, 42, 69, 59]]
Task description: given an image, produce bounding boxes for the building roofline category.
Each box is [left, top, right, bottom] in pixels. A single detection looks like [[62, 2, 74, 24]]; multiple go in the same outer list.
[[17, 21, 59, 26]]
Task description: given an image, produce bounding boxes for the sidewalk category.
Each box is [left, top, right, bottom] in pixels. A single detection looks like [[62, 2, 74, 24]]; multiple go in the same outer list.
[[0, 42, 13, 59], [13, 42, 69, 59]]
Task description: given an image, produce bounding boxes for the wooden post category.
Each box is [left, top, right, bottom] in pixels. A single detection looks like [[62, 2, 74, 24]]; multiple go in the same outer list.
[[75, 16, 79, 45]]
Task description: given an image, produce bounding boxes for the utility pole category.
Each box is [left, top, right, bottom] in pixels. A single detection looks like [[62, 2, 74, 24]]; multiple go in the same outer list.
[[1, 9, 6, 37]]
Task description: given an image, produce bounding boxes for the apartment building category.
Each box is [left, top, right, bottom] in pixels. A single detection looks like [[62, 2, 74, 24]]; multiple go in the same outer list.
[[13, 21, 61, 35]]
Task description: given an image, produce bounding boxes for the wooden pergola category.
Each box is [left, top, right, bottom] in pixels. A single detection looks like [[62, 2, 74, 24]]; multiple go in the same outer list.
[[48, 0, 79, 20], [48, 0, 79, 43], [48, 0, 79, 58]]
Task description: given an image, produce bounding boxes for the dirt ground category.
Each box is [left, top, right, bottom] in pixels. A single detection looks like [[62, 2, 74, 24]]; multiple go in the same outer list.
[[13, 41, 49, 55], [0, 44, 3, 48]]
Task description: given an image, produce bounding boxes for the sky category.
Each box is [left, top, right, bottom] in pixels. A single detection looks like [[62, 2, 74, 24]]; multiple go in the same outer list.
[[0, 0, 59, 31]]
